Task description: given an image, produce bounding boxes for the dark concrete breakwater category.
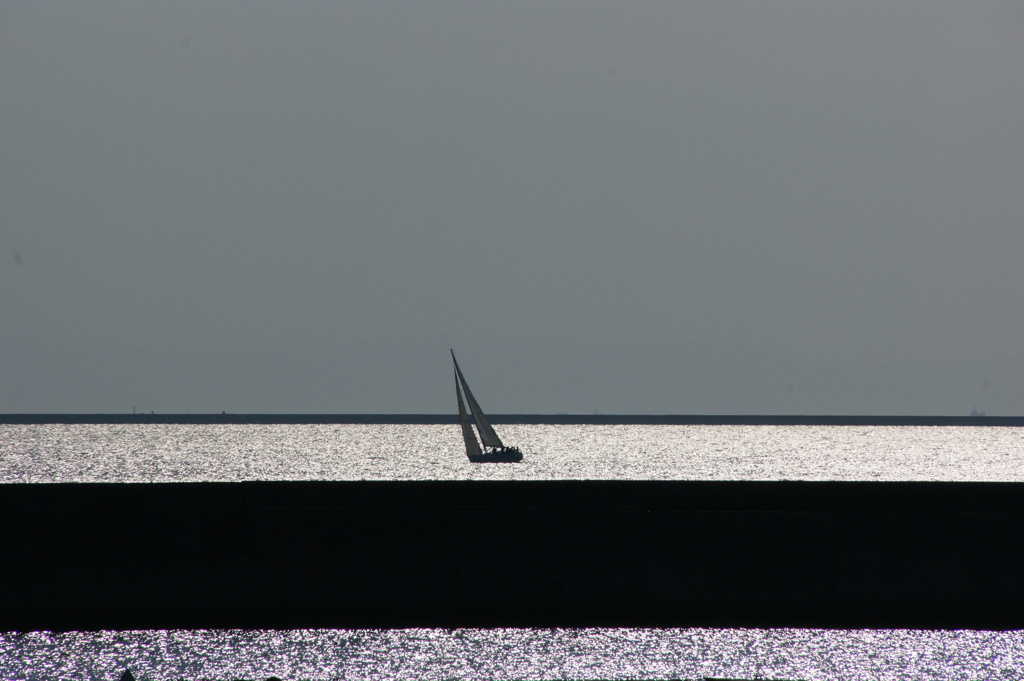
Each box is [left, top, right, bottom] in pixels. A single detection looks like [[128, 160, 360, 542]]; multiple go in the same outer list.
[[3, 413, 1022, 425], [2, 480, 1023, 631]]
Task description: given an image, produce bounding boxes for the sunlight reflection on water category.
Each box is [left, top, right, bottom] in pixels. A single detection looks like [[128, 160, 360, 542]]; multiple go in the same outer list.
[[2, 423, 1021, 483], [3, 627, 1023, 681]]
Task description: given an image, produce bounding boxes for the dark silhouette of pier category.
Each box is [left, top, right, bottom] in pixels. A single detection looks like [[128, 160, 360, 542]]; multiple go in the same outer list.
[[2, 479, 1022, 631]]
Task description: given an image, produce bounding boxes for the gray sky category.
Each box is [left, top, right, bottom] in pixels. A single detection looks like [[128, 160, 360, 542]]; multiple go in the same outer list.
[[2, 1, 1022, 414]]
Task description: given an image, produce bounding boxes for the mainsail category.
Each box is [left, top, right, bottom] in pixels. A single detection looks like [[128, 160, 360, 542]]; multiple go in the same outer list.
[[451, 351, 505, 449], [455, 367, 482, 457]]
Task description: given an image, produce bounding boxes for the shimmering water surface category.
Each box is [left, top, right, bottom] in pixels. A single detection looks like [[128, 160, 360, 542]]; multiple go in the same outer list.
[[2, 424, 1022, 679], [3, 627, 1023, 681], [2, 423, 1022, 482]]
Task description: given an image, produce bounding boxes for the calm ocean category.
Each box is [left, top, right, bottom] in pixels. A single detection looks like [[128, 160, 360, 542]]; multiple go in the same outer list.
[[2, 423, 1022, 680]]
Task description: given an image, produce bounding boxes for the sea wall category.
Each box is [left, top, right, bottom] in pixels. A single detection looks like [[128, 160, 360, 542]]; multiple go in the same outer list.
[[2, 480, 1022, 631]]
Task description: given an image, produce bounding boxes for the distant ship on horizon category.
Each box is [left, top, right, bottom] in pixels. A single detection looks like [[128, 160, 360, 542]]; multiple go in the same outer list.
[[452, 350, 523, 463]]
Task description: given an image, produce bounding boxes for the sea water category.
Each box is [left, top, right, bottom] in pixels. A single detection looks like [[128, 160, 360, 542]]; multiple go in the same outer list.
[[1, 424, 1023, 680], [2, 423, 1022, 483]]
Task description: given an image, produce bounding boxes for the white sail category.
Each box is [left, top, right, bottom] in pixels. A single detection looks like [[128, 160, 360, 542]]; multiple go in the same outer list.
[[452, 351, 505, 449], [456, 368, 482, 457]]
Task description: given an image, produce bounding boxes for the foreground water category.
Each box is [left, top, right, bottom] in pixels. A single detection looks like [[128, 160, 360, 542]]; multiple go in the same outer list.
[[2, 424, 1022, 679], [4, 628, 1023, 681]]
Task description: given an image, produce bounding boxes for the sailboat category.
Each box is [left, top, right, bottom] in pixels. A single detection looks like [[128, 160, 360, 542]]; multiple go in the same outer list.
[[452, 350, 524, 463]]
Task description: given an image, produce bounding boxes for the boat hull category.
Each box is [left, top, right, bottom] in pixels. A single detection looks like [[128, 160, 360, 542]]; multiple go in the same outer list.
[[468, 447, 523, 463]]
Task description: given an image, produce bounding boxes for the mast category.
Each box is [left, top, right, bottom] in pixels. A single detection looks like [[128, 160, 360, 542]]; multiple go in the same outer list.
[[456, 367, 482, 457], [451, 350, 505, 450]]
